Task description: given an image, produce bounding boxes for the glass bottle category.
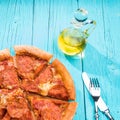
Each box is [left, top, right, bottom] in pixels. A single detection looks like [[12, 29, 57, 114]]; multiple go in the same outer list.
[[58, 8, 96, 56]]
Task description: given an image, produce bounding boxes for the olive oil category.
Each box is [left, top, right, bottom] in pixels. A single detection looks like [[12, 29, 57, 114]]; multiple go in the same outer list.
[[58, 28, 87, 56], [58, 8, 96, 56]]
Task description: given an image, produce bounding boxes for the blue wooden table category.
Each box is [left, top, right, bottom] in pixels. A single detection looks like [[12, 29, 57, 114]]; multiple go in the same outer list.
[[0, 0, 120, 119]]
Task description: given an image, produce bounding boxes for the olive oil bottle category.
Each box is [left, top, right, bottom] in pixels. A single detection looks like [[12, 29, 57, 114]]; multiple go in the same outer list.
[[58, 8, 96, 56], [58, 28, 87, 56]]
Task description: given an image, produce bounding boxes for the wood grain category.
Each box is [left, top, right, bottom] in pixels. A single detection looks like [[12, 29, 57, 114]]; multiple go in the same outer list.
[[79, 0, 120, 119], [0, 0, 120, 120], [0, 0, 34, 53], [48, 0, 86, 119]]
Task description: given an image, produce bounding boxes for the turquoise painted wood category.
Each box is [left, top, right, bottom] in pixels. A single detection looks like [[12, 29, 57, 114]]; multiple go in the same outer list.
[[0, 0, 120, 119]]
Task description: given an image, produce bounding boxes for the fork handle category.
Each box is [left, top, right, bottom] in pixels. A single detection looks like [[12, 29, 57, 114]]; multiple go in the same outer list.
[[95, 102, 99, 120]]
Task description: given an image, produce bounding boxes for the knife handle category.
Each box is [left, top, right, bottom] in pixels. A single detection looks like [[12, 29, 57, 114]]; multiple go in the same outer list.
[[104, 109, 114, 120]]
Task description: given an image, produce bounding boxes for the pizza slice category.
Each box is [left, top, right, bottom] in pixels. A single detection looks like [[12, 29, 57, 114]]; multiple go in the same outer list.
[[50, 59, 76, 100], [14, 46, 75, 101], [27, 93, 77, 120], [7, 98, 35, 120], [33, 59, 75, 100], [0, 49, 19, 89], [14, 45, 52, 80], [0, 88, 35, 120]]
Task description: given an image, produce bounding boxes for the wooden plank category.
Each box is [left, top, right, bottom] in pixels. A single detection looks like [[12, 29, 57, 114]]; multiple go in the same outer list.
[[101, 0, 120, 119], [32, 0, 50, 51], [0, 0, 34, 53], [78, 0, 120, 119], [48, 0, 86, 120], [78, 0, 106, 119], [0, 0, 10, 49], [1, 0, 119, 119]]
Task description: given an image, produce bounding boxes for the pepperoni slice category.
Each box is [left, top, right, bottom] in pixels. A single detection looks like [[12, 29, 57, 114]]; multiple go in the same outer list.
[[20, 79, 39, 93], [32, 99, 62, 120], [48, 85, 69, 100], [35, 66, 53, 84], [0, 88, 25, 109], [19, 111, 35, 120], [16, 55, 47, 80], [0, 67, 19, 89], [0, 60, 19, 89], [7, 98, 29, 118]]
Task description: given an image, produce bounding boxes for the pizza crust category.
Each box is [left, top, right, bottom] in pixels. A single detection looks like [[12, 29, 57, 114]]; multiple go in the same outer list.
[[14, 45, 53, 61], [52, 59, 76, 100], [27, 93, 77, 120], [0, 49, 11, 61], [0, 46, 77, 119], [62, 102, 77, 120]]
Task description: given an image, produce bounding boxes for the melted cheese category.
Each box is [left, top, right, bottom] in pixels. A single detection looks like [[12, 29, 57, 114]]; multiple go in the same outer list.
[[0, 88, 24, 107], [8, 61, 13, 66], [38, 82, 56, 96], [0, 65, 4, 71], [7, 85, 13, 89], [0, 94, 8, 105]]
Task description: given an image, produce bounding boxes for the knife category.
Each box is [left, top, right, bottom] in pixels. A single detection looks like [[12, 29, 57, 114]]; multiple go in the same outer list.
[[82, 72, 114, 120]]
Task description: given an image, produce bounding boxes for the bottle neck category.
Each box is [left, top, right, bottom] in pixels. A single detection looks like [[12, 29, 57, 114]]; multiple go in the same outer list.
[[71, 18, 83, 29]]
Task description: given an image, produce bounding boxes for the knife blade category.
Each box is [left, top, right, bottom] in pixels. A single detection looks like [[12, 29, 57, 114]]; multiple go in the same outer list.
[[82, 72, 114, 120]]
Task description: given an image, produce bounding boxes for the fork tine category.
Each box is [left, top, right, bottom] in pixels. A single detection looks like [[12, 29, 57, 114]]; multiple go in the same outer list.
[[94, 78, 97, 88], [96, 78, 100, 87], [93, 78, 96, 87], [90, 78, 100, 88], [92, 78, 96, 87], [90, 78, 94, 87]]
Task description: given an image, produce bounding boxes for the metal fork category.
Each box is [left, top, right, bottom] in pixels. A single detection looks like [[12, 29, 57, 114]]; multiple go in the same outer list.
[[90, 78, 100, 120]]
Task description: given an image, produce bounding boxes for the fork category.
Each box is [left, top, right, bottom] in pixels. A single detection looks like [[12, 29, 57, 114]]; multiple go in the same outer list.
[[90, 78, 100, 120]]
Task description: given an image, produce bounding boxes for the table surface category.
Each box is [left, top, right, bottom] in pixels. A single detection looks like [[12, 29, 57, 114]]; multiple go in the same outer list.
[[0, 0, 120, 120]]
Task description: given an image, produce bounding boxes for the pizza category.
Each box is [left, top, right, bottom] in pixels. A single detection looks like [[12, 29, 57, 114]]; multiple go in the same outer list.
[[0, 45, 77, 120]]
